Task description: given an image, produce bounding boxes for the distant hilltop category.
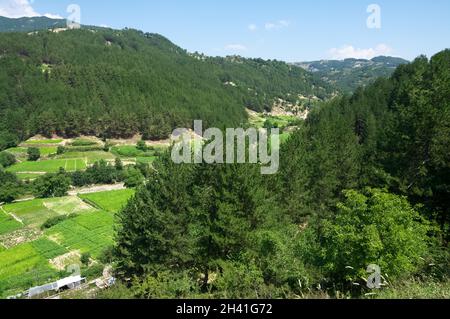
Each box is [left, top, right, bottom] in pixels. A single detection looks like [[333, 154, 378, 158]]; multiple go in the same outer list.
[[0, 16, 67, 32], [293, 56, 409, 93]]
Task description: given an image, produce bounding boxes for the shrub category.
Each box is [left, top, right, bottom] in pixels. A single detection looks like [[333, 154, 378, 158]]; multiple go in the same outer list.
[[81, 252, 92, 266], [41, 214, 77, 230], [214, 261, 266, 299], [250, 227, 318, 292], [133, 271, 199, 299], [115, 158, 123, 171], [99, 246, 115, 264], [316, 188, 430, 283], [95, 282, 135, 299], [123, 167, 144, 187], [0, 151, 16, 168], [27, 147, 40, 161], [82, 263, 104, 279], [33, 173, 71, 198], [136, 140, 147, 151], [57, 146, 65, 155], [0, 132, 19, 151]]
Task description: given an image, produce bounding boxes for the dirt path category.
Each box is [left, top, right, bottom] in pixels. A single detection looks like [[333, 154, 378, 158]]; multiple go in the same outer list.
[[68, 183, 126, 196], [0, 206, 24, 224]]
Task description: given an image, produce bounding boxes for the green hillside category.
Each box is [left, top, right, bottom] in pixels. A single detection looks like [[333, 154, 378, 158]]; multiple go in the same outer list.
[[0, 22, 332, 149]]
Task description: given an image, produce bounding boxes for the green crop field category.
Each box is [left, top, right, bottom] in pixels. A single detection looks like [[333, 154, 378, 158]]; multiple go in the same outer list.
[[38, 147, 58, 156], [2, 197, 96, 229], [136, 156, 157, 164], [57, 151, 115, 164], [111, 145, 147, 157], [79, 189, 135, 213], [0, 239, 64, 298], [6, 159, 87, 173], [0, 211, 22, 236], [70, 138, 99, 147], [45, 211, 114, 258], [23, 139, 63, 145], [0, 189, 134, 298], [5, 146, 57, 157]]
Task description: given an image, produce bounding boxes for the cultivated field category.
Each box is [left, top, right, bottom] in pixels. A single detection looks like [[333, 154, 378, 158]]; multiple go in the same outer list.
[[0, 210, 22, 236], [56, 151, 115, 164], [6, 159, 87, 174], [45, 211, 114, 258], [79, 189, 135, 213], [0, 238, 67, 298], [22, 139, 63, 145], [1, 137, 158, 297], [6, 146, 58, 157], [2, 196, 95, 228], [0, 188, 134, 298]]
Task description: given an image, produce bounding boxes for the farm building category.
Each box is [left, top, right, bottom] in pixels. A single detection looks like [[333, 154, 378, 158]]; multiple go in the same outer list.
[[27, 275, 86, 298]]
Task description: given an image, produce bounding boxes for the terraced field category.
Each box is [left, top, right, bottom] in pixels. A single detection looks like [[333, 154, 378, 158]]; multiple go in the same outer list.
[[0, 188, 134, 298], [6, 146, 58, 157], [0, 238, 67, 297], [57, 151, 115, 164], [0, 210, 22, 236], [79, 189, 135, 212], [22, 139, 63, 145], [45, 211, 114, 258], [6, 159, 87, 174], [2, 197, 95, 228], [111, 145, 163, 164]]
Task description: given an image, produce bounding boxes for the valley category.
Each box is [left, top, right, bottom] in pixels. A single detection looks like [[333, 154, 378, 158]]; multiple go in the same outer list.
[[0, 108, 298, 298], [0, 13, 448, 301]]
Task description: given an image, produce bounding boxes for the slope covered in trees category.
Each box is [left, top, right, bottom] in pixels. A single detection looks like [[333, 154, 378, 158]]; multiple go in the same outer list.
[[0, 26, 332, 149], [111, 50, 449, 298], [294, 56, 409, 93]]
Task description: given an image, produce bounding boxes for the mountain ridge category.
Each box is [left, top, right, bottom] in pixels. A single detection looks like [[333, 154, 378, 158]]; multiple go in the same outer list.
[[0, 16, 67, 32], [293, 56, 409, 93], [0, 24, 332, 148]]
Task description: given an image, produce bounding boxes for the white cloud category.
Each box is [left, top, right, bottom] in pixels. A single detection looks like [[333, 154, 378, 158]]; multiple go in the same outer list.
[[248, 24, 257, 32], [0, 0, 61, 19], [43, 13, 63, 19], [265, 20, 290, 31], [328, 44, 393, 60], [225, 44, 248, 52]]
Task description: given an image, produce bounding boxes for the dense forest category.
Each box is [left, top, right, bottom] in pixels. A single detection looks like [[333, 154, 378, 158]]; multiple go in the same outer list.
[[107, 50, 449, 298], [0, 27, 331, 149]]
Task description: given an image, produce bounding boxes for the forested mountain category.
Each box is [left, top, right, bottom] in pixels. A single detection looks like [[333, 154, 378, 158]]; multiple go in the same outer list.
[[0, 16, 66, 32], [294, 56, 409, 93], [110, 50, 449, 298], [0, 26, 332, 149]]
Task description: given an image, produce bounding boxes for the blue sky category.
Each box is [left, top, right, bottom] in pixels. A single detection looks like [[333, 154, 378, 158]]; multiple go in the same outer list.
[[1, 0, 449, 62]]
